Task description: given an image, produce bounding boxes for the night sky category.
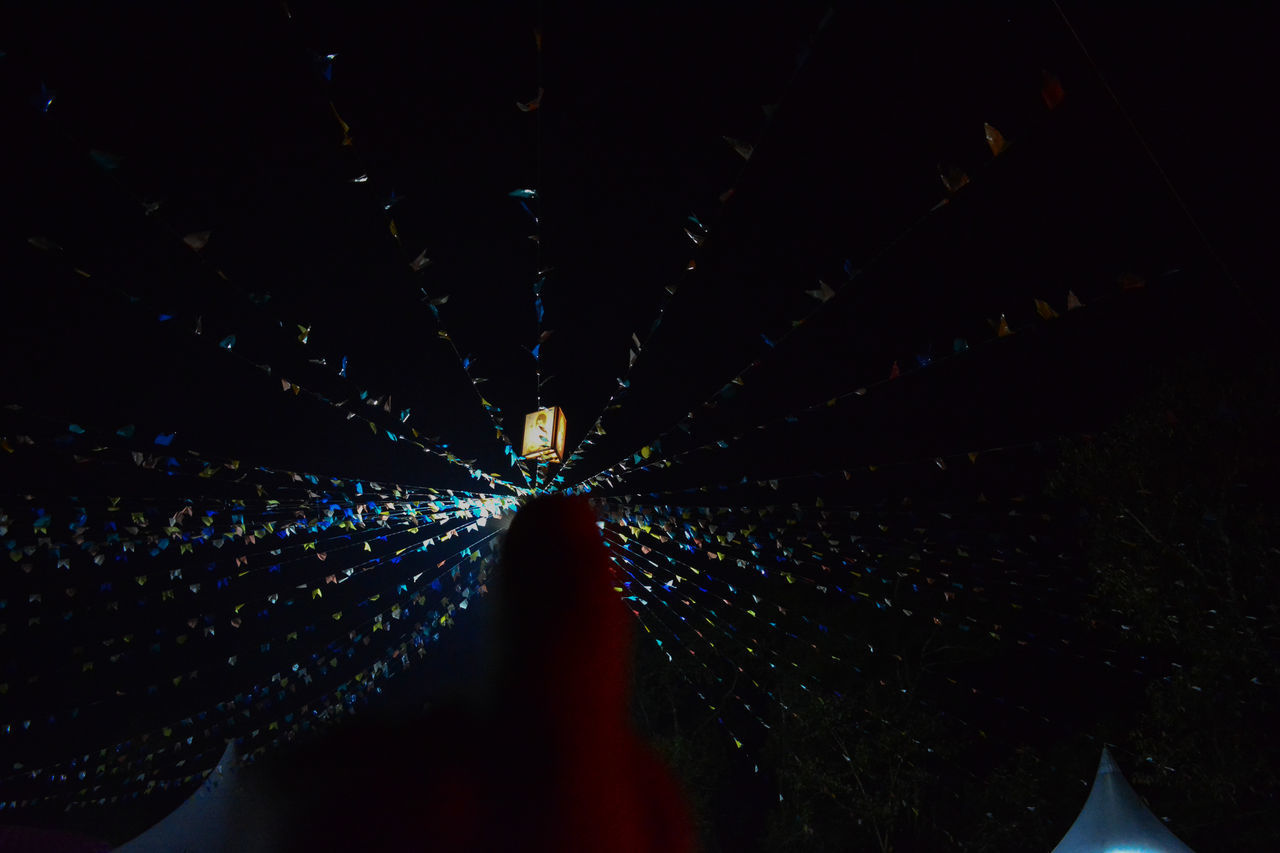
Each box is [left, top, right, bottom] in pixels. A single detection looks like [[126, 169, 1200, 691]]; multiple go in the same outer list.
[[0, 1, 1271, 847]]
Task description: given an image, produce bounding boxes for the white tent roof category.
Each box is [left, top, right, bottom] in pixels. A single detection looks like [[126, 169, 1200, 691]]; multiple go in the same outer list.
[[114, 741, 280, 853], [1051, 748, 1196, 853]]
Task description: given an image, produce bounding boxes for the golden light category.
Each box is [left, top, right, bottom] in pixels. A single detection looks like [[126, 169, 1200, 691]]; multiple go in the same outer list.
[[521, 406, 567, 464]]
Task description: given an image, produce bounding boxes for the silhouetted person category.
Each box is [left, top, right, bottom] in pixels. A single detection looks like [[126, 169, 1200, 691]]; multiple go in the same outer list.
[[261, 495, 697, 852]]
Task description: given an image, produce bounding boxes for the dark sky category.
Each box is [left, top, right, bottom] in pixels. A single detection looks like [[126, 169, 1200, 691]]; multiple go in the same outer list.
[[2, 1, 1264, 491], [0, 0, 1270, 842]]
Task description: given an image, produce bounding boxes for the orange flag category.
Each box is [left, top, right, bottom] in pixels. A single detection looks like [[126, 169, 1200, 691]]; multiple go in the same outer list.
[[1041, 71, 1065, 110], [939, 164, 970, 193], [984, 122, 1007, 157]]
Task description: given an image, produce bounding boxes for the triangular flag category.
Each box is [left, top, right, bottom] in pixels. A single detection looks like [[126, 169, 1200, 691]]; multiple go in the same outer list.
[[939, 164, 970, 193], [806, 280, 836, 302], [516, 87, 544, 112], [330, 101, 354, 145], [984, 122, 1007, 157], [723, 136, 754, 160], [183, 231, 211, 251], [1041, 71, 1066, 110]]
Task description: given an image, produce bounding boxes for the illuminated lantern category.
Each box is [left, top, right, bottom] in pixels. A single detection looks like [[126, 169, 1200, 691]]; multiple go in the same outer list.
[[521, 406, 567, 463]]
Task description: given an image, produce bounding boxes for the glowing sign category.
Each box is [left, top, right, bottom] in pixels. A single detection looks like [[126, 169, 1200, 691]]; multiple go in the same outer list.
[[521, 406, 567, 463]]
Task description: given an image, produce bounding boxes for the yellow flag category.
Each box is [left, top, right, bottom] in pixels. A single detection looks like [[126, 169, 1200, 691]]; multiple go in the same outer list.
[[329, 101, 353, 146]]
